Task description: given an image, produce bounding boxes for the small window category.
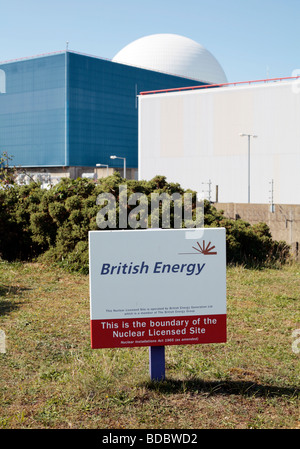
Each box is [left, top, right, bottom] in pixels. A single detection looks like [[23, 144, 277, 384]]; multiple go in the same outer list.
[[0, 69, 6, 94]]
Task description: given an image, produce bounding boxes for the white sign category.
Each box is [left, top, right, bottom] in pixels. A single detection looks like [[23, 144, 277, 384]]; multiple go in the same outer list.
[[89, 228, 226, 348]]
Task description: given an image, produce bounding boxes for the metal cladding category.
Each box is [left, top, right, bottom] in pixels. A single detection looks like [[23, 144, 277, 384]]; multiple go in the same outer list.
[[0, 44, 207, 169]]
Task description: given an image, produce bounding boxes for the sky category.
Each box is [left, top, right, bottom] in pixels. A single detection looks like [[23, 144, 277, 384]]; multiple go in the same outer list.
[[1, 0, 300, 82]]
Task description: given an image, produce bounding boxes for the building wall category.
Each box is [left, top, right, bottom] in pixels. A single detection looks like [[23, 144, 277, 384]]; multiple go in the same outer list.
[[0, 51, 207, 171], [67, 52, 207, 169], [0, 53, 66, 166], [138, 80, 300, 204], [214, 202, 300, 260]]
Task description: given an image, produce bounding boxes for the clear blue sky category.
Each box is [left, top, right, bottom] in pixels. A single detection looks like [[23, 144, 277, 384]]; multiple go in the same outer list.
[[1, 0, 299, 82]]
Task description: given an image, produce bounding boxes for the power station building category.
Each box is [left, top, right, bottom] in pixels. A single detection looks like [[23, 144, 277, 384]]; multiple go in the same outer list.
[[2, 32, 298, 206], [0, 34, 226, 182], [1, 33, 299, 252], [138, 76, 300, 205]]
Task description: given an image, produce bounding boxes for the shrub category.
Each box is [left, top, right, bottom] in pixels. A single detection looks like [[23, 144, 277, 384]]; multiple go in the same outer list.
[[0, 172, 290, 272]]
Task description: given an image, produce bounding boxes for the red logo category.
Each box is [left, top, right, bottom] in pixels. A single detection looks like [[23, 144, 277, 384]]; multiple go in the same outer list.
[[179, 240, 217, 255], [193, 240, 217, 255]]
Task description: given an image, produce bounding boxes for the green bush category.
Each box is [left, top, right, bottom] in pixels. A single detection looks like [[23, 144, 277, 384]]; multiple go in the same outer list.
[[0, 172, 289, 272]]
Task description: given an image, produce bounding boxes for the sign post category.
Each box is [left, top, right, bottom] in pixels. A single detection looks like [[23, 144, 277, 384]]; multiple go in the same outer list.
[[89, 228, 226, 380], [149, 346, 165, 381]]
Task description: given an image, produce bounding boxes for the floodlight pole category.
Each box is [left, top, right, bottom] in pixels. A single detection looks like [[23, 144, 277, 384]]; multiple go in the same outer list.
[[247, 135, 250, 203], [110, 155, 126, 178], [239, 133, 258, 203]]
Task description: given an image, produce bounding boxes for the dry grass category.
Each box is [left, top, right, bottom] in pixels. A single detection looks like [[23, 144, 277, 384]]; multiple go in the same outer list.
[[0, 260, 299, 429]]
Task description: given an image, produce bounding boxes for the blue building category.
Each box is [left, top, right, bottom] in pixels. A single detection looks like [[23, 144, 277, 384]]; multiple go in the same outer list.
[[0, 48, 208, 180]]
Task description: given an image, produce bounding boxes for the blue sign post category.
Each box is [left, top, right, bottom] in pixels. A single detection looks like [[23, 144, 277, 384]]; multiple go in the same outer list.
[[149, 346, 165, 381]]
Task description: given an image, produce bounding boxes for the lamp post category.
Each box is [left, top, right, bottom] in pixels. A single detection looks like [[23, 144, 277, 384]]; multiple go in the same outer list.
[[96, 163, 109, 177], [110, 155, 126, 178], [239, 133, 257, 203]]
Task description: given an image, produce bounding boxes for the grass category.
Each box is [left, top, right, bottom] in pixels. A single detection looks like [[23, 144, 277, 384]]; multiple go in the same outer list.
[[0, 259, 299, 429]]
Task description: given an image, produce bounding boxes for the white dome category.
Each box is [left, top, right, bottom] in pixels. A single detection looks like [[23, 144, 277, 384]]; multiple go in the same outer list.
[[112, 34, 227, 84]]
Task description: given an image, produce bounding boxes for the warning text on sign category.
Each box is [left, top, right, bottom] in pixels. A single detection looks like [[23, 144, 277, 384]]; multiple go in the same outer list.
[[91, 315, 226, 348]]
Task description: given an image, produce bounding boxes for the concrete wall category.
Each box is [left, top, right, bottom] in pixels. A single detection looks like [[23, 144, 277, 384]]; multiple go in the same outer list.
[[214, 202, 300, 259], [16, 166, 138, 183]]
